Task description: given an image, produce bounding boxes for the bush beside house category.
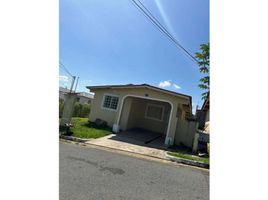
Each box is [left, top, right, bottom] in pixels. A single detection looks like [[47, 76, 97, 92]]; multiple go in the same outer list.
[[59, 100, 91, 118]]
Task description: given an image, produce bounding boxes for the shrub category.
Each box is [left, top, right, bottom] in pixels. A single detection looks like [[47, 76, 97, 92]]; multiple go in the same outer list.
[[81, 104, 91, 118], [59, 100, 91, 118], [72, 102, 90, 117], [73, 102, 82, 117]]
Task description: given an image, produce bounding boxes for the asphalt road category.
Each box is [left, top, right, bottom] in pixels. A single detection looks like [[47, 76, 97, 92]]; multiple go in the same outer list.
[[60, 142, 209, 200]]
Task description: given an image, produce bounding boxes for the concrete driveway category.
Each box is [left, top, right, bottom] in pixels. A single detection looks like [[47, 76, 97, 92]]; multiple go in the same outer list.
[[85, 129, 168, 159]]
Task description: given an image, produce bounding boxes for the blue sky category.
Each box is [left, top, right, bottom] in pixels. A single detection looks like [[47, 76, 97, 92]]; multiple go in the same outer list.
[[59, 0, 209, 111]]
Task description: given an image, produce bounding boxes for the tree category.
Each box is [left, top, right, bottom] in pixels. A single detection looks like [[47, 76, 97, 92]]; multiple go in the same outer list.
[[81, 104, 91, 117], [72, 102, 91, 117], [195, 43, 209, 99], [72, 102, 83, 117]]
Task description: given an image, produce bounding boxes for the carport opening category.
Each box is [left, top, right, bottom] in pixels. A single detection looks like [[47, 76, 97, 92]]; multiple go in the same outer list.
[[118, 96, 172, 145]]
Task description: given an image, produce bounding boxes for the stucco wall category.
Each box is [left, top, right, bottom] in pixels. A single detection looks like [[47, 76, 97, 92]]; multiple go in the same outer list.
[[125, 98, 142, 130], [119, 97, 133, 130], [60, 94, 77, 126], [121, 98, 171, 134], [89, 90, 118, 126], [174, 119, 197, 148], [137, 100, 170, 133]]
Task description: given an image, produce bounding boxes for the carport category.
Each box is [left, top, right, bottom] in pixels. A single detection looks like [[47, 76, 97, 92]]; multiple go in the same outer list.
[[117, 96, 172, 146]]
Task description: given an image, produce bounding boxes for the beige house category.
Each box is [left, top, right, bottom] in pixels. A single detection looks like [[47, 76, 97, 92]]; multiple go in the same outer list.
[[87, 84, 197, 147]]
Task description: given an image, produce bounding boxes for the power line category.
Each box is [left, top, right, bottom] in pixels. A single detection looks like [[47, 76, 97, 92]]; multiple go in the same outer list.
[[130, 0, 197, 62], [59, 60, 77, 93], [129, 0, 198, 63], [135, 0, 174, 39], [59, 60, 74, 78], [131, 0, 197, 62]]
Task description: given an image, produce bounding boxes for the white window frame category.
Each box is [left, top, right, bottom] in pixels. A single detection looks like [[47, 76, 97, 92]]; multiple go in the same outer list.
[[101, 94, 119, 112], [144, 103, 165, 121]]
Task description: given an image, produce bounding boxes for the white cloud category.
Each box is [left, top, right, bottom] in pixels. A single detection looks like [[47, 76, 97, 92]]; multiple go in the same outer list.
[[159, 80, 181, 90], [159, 80, 172, 88], [173, 83, 181, 89], [59, 75, 69, 82]]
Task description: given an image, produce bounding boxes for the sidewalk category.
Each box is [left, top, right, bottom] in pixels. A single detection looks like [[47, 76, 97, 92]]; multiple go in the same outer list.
[[85, 134, 167, 159], [60, 133, 209, 169]]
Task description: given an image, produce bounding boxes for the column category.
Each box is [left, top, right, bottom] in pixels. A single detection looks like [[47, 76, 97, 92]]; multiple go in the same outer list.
[[60, 93, 77, 126], [165, 103, 178, 146]]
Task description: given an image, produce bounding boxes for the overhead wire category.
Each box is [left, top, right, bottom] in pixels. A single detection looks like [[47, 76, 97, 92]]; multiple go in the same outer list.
[[59, 60, 74, 78], [130, 0, 198, 63], [59, 60, 77, 92]]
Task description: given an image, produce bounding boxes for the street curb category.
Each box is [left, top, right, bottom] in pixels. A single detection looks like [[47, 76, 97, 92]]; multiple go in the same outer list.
[[59, 137, 166, 162], [59, 134, 93, 143], [166, 153, 209, 169], [59, 137, 209, 170]]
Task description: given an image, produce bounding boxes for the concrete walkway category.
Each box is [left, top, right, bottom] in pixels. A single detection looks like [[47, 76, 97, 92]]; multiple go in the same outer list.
[[85, 134, 167, 159]]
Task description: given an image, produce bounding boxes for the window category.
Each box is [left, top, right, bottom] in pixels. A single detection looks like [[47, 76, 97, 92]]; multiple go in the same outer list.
[[102, 95, 119, 110], [145, 104, 164, 121]]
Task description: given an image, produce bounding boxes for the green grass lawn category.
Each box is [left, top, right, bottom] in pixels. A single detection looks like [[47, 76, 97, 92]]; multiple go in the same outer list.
[[168, 151, 209, 164], [68, 118, 113, 139]]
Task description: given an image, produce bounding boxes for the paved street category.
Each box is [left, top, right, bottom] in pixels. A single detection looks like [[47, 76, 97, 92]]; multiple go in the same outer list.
[[60, 142, 209, 200]]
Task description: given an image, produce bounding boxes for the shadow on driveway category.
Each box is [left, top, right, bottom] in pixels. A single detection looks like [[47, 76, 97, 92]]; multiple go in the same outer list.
[[108, 128, 178, 151]]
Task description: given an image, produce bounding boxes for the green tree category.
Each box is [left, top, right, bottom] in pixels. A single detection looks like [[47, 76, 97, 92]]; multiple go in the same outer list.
[[81, 104, 91, 117], [72, 102, 91, 117], [195, 43, 209, 99], [72, 102, 83, 117]]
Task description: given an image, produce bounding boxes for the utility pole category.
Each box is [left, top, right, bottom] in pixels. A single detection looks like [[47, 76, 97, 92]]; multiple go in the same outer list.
[[60, 76, 77, 126], [69, 76, 76, 93], [59, 61, 78, 126], [74, 77, 79, 92]]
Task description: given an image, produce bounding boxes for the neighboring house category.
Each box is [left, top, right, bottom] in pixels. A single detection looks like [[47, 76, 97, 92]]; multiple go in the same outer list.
[[76, 92, 94, 104], [87, 84, 198, 147], [195, 93, 210, 131], [59, 87, 70, 101], [59, 87, 94, 104], [195, 94, 210, 155]]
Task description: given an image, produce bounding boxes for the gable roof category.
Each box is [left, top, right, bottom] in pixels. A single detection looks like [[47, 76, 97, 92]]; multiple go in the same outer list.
[[86, 83, 192, 105]]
